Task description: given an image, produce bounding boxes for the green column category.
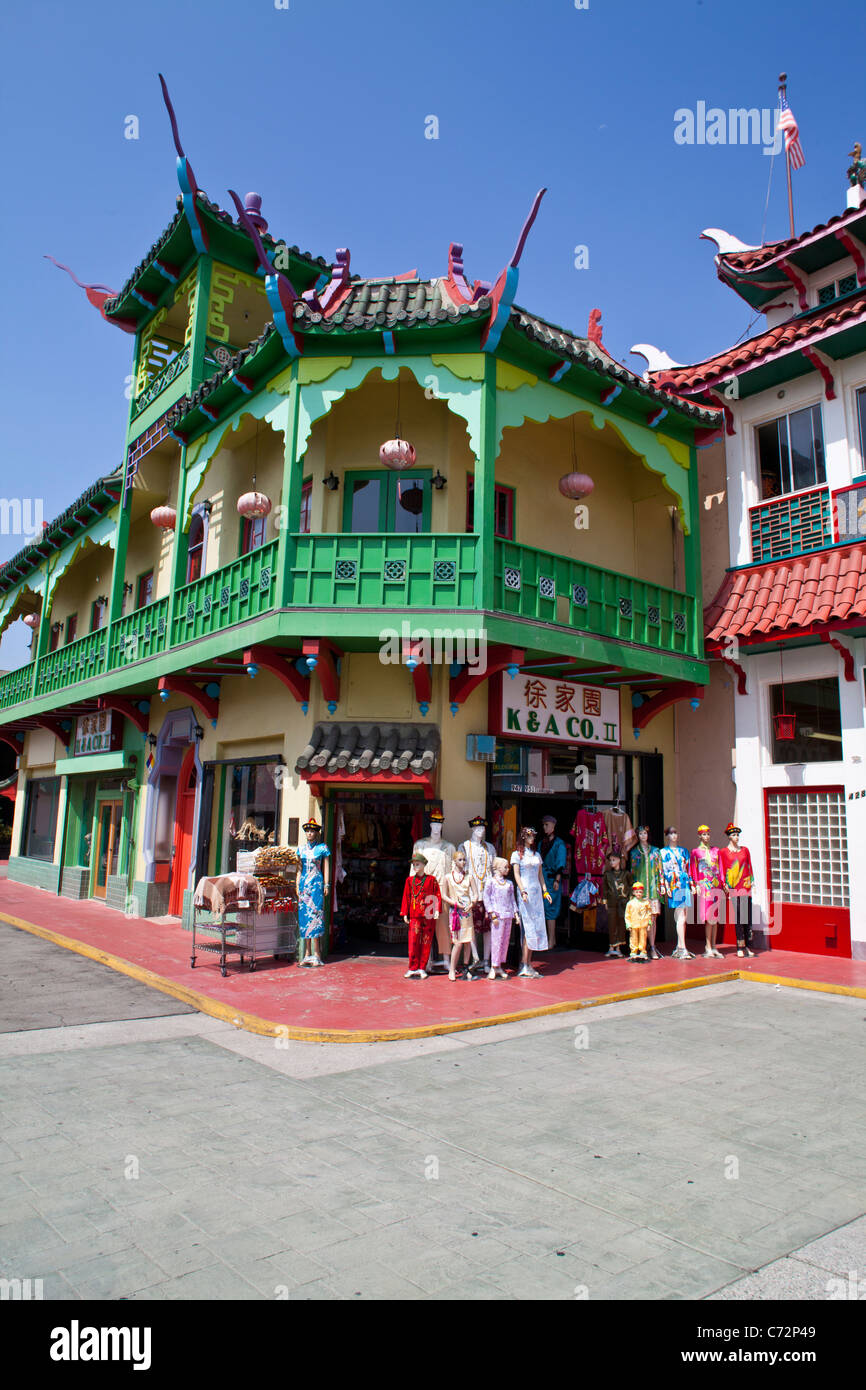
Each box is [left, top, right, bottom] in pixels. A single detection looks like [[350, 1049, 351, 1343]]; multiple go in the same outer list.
[[278, 363, 302, 607], [167, 444, 190, 636], [683, 442, 704, 659], [473, 353, 497, 609], [31, 562, 52, 696], [188, 256, 214, 392], [107, 502, 131, 630]]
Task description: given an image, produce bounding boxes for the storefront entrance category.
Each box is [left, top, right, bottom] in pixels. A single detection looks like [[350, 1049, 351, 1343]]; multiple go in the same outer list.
[[168, 748, 197, 918], [92, 799, 123, 899], [327, 789, 427, 953]]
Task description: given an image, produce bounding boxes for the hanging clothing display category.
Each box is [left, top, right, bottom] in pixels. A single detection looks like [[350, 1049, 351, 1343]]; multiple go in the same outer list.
[[510, 847, 548, 951], [690, 843, 723, 924], [501, 804, 518, 859], [603, 809, 637, 859], [296, 841, 330, 939], [539, 833, 568, 918], [571, 809, 609, 877], [628, 843, 663, 909], [333, 807, 346, 914], [659, 845, 693, 911]]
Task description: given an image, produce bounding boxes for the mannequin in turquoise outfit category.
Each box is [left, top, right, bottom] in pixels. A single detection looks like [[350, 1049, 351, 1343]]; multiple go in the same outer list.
[[296, 819, 330, 967], [540, 815, 567, 949]]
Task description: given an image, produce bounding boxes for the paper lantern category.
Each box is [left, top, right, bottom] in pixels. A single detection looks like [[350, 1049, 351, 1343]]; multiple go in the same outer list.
[[237, 492, 272, 519], [150, 506, 177, 530], [23, 613, 40, 630], [773, 712, 797, 742], [558, 472, 595, 500], [379, 438, 417, 470]]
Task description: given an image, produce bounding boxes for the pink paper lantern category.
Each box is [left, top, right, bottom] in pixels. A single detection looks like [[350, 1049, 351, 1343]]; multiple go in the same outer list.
[[237, 491, 272, 519], [559, 472, 595, 500], [379, 438, 417, 470], [150, 505, 177, 530], [23, 613, 40, 630]]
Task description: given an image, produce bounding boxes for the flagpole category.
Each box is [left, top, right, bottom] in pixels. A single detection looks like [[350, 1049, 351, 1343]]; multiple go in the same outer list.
[[779, 71, 795, 238]]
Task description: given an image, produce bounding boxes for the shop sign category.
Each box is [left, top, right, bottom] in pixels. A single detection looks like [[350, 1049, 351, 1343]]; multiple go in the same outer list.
[[74, 711, 113, 756], [498, 675, 620, 748]]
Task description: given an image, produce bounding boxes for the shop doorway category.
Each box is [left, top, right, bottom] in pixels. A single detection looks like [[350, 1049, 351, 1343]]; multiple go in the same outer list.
[[92, 800, 123, 900], [327, 789, 427, 955], [168, 747, 197, 918]]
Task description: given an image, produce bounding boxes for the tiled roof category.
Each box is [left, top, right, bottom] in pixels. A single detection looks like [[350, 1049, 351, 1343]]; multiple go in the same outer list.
[[652, 288, 866, 393], [718, 206, 866, 272], [0, 470, 123, 593], [306, 277, 488, 331], [705, 543, 866, 646], [295, 721, 440, 777]]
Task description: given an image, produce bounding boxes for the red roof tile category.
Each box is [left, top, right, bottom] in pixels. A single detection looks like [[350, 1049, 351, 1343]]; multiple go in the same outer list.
[[653, 289, 866, 393], [719, 206, 865, 273], [705, 543, 866, 646]]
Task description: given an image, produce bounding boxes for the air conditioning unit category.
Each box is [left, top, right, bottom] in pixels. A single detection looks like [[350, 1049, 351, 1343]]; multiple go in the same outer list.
[[466, 735, 496, 763]]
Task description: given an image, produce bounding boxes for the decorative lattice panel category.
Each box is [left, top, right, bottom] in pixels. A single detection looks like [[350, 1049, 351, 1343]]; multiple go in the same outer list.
[[433, 560, 456, 582], [618, 597, 633, 619], [673, 612, 686, 634], [572, 583, 588, 607], [335, 560, 357, 581], [383, 560, 407, 582], [767, 791, 849, 906], [504, 567, 522, 591], [539, 575, 556, 600], [750, 488, 832, 562], [647, 605, 660, 627]]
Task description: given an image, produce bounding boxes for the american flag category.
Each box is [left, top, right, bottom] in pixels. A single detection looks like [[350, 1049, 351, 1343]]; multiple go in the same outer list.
[[779, 92, 805, 170]]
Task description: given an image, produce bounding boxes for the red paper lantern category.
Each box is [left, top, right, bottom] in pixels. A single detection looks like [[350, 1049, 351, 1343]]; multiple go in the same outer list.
[[379, 438, 417, 470], [559, 472, 595, 500], [23, 613, 40, 630], [773, 712, 797, 742], [150, 505, 177, 530], [237, 491, 272, 519]]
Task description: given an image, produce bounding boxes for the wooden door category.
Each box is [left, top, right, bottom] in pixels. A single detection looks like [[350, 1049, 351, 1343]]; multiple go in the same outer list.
[[168, 748, 197, 917], [93, 800, 123, 899]]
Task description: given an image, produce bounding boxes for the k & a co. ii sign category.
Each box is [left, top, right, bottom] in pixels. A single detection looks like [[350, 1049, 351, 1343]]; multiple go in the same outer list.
[[498, 675, 620, 747]]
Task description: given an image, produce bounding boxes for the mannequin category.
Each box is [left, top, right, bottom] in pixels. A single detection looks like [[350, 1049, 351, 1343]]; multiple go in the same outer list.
[[411, 809, 455, 973], [511, 826, 550, 978], [628, 826, 663, 958], [660, 826, 695, 960], [690, 825, 723, 958], [482, 857, 519, 979], [461, 816, 496, 973], [625, 881, 651, 961], [718, 823, 755, 957], [442, 847, 478, 980], [296, 819, 330, 967], [601, 850, 631, 957], [401, 852, 442, 979], [539, 814, 568, 949]]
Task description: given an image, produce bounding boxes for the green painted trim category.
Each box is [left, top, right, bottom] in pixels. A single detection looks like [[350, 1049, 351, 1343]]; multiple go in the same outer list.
[[54, 752, 135, 777], [217, 765, 227, 874], [475, 354, 497, 607], [277, 363, 301, 608], [183, 391, 290, 528], [189, 256, 214, 393], [683, 442, 704, 658]]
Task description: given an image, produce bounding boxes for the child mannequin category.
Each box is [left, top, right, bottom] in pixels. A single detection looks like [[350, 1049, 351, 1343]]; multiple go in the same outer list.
[[625, 881, 652, 961], [442, 847, 478, 981], [401, 852, 442, 979], [601, 850, 631, 957], [483, 857, 520, 980], [628, 826, 663, 958]]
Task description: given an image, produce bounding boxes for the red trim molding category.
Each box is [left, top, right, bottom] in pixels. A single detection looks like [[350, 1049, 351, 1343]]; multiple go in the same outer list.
[[157, 677, 219, 725], [243, 646, 310, 705], [716, 653, 748, 695], [821, 632, 856, 682], [633, 682, 704, 731], [302, 638, 341, 707], [97, 694, 149, 735], [450, 645, 525, 708]]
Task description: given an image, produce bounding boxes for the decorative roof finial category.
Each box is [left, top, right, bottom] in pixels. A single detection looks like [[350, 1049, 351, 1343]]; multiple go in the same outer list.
[[228, 188, 301, 357], [848, 142, 865, 190], [159, 74, 209, 254], [43, 256, 136, 334], [243, 193, 268, 233], [587, 308, 606, 353]]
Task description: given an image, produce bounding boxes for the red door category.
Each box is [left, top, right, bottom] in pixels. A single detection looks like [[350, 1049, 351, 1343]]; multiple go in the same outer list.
[[169, 748, 197, 917]]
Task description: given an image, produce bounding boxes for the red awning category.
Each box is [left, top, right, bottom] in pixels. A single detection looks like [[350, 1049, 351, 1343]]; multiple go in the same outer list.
[[705, 542, 866, 647]]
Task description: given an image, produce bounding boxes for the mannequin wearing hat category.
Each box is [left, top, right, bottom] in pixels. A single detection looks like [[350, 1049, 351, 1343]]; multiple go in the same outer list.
[[660, 827, 695, 960], [624, 881, 652, 961], [690, 826, 723, 958], [296, 819, 330, 966], [411, 808, 455, 974], [627, 827, 663, 958], [719, 824, 755, 956], [401, 852, 442, 978], [461, 816, 496, 973], [539, 814, 568, 949]]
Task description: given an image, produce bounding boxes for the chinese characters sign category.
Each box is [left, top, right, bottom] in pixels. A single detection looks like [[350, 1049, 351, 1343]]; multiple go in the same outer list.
[[74, 711, 113, 756], [498, 675, 620, 747]]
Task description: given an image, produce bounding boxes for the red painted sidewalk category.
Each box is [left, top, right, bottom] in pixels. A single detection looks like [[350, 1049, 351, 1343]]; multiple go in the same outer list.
[[2, 872, 866, 1039]]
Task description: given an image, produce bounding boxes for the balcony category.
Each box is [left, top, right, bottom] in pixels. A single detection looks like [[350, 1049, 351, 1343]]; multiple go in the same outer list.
[[749, 487, 832, 563], [0, 534, 703, 716], [129, 346, 191, 421]]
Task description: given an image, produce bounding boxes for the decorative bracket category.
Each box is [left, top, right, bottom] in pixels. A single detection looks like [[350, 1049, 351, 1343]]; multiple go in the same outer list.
[[319, 249, 353, 316], [0, 731, 23, 757], [716, 653, 748, 695], [821, 631, 856, 682], [481, 188, 547, 352], [302, 638, 341, 711], [834, 227, 866, 286], [228, 189, 302, 358], [157, 676, 219, 725], [450, 645, 526, 708], [801, 345, 836, 400], [36, 717, 71, 748], [98, 694, 150, 735], [632, 682, 704, 731], [402, 637, 433, 707], [703, 389, 736, 436], [243, 646, 310, 705], [778, 258, 809, 311]]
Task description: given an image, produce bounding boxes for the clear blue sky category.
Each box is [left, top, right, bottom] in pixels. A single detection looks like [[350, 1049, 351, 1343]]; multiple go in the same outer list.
[[0, 0, 858, 667]]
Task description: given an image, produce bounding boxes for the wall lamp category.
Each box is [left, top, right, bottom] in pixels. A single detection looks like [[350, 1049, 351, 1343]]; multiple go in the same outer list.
[[193, 723, 204, 741], [146, 733, 158, 749], [323, 471, 340, 491], [201, 499, 213, 515], [432, 470, 447, 490], [123, 582, 133, 595], [51, 621, 63, 633]]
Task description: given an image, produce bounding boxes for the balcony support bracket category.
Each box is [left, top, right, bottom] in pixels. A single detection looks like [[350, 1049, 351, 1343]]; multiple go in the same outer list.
[[302, 639, 341, 708], [157, 676, 220, 726], [633, 681, 704, 731], [97, 694, 150, 735], [36, 717, 71, 749], [821, 631, 856, 682], [243, 646, 310, 705], [450, 645, 526, 708], [0, 732, 23, 757]]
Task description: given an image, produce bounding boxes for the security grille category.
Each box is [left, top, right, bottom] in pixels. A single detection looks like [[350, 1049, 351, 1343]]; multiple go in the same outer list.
[[539, 575, 556, 600], [767, 790, 849, 906], [504, 566, 522, 591]]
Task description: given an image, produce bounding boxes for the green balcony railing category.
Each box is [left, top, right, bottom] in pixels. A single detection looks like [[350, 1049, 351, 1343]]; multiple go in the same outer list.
[[171, 539, 279, 645], [0, 662, 35, 710], [494, 539, 701, 658], [109, 598, 171, 671], [289, 534, 479, 608], [34, 628, 109, 698]]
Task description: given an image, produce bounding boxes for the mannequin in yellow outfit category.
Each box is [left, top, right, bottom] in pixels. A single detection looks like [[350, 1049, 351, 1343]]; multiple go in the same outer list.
[[625, 882, 652, 961]]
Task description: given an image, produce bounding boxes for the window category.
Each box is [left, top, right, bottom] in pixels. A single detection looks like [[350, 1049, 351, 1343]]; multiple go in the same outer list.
[[241, 514, 266, 554], [65, 613, 77, 645], [343, 471, 431, 533], [299, 479, 312, 534], [90, 598, 108, 632], [49, 624, 61, 653], [222, 762, 280, 872], [817, 273, 858, 307], [756, 405, 826, 499], [136, 570, 154, 608], [769, 676, 842, 764], [22, 777, 61, 861], [186, 513, 205, 583], [465, 478, 515, 539], [767, 790, 849, 907]]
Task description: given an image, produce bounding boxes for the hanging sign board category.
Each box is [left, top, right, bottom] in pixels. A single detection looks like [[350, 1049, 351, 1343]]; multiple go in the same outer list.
[[74, 711, 113, 756], [496, 674, 620, 748]]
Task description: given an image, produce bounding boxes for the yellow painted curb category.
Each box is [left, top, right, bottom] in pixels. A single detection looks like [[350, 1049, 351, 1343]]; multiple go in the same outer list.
[[2, 909, 865, 1041]]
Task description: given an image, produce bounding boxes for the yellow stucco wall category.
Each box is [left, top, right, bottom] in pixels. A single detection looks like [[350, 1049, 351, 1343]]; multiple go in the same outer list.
[[124, 515, 173, 603], [47, 539, 114, 633], [188, 423, 283, 572]]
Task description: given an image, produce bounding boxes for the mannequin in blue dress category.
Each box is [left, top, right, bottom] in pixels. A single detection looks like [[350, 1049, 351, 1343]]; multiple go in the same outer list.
[[296, 819, 331, 967], [540, 814, 568, 949]]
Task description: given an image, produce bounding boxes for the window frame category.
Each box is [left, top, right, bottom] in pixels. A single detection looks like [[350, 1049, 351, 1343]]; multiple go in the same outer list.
[[767, 674, 843, 766], [186, 509, 207, 584], [22, 775, 61, 861], [341, 468, 432, 534], [239, 513, 267, 555], [299, 478, 312, 535], [136, 569, 154, 610], [465, 476, 516, 540], [90, 597, 108, 633], [64, 613, 78, 645], [754, 402, 826, 501]]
